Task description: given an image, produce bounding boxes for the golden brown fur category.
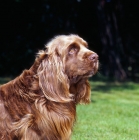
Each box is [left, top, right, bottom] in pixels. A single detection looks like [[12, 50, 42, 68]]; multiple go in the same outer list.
[[0, 34, 99, 140]]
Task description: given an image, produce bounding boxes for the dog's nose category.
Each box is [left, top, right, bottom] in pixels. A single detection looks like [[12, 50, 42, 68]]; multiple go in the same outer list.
[[88, 53, 98, 62]]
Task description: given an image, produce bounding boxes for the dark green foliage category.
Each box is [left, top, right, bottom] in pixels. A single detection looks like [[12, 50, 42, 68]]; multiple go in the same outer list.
[[0, 0, 139, 80]]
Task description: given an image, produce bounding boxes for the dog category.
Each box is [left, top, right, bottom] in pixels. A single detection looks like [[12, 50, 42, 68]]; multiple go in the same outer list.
[[0, 34, 99, 140]]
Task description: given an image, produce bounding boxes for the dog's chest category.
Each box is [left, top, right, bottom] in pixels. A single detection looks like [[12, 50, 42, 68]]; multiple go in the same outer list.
[[32, 101, 76, 139]]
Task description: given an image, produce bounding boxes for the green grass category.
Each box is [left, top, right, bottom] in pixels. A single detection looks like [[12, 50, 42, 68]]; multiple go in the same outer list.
[[0, 77, 12, 85], [1, 78, 139, 139], [72, 81, 139, 140]]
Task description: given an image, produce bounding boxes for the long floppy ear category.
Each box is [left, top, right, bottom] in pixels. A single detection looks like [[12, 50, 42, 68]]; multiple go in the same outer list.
[[70, 79, 91, 104], [37, 50, 72, 103], [29, 51, 47, 73]]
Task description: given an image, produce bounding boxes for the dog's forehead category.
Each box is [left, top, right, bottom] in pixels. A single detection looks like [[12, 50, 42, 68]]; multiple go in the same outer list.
[[66, 35, 88, 47], [45, 35, 88, 51]]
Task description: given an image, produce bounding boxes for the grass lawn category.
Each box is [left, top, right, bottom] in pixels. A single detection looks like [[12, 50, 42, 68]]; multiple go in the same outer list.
[[0, 78, 139, 139], [72, 81, 139, 140]]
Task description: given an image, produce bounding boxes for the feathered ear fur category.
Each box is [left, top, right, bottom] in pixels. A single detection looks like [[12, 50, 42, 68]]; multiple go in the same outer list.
[[29, 51, 47, 73], [70, 79, 91, 104], [37, 50, 72, 103]]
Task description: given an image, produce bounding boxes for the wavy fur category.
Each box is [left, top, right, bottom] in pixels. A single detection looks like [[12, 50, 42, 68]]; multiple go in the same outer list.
[[0, 34, 98, 140]]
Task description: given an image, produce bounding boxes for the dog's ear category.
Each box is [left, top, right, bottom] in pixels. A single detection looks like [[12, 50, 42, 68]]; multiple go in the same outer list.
[[30, 51, 47, 73], [37, 49, 72, 103], [70, 79, 91, 104]]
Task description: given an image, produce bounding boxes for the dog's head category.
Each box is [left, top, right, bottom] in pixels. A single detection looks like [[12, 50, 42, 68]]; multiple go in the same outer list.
[[36, 35, 99, 103]]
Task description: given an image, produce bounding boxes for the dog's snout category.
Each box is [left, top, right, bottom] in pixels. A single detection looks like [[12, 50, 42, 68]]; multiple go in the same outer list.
[[88, 53, 98, 62]]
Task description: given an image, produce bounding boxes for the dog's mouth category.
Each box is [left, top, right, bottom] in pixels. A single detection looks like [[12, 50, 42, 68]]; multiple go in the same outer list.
[[69, 61, 99, 83], [85, 61, 99, 77], [91, 61, 99, 75]]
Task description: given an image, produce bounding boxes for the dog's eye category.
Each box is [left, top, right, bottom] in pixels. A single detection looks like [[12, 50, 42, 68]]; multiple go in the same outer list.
[[69, 43, 79, 55], [69, 48, 78, 54]]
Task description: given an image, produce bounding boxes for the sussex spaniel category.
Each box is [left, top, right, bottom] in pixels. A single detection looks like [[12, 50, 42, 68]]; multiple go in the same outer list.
[[0, 34, 99, 140]]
